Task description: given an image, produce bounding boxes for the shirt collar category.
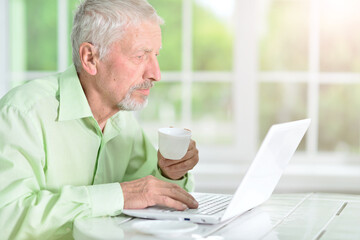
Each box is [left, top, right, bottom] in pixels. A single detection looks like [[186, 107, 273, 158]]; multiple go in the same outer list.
[[58, 65, 93, 121]]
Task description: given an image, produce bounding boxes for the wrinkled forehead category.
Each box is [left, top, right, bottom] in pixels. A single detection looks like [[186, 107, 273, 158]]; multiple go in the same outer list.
[[117, 21, 162, 50]]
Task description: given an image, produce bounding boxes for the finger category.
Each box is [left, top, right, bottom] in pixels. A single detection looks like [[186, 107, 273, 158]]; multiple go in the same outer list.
[[162, 159, 198, 174], [154, 180, 198, 205], [162, 154, 199, 177], [140, 176, 197, 207], [183, 140, 197, 158], [160, 148, 199, 171], [154, 195, 188, 210], [188, 139, 196, 150], [181, 146, 198, 161], [172, 146, 198, 166], [159, 184, 198, 209], [158, 145, 198, 167], [159, 157, 192, 169], [157, 151, 179, 168], [158, 151, 187, 167], [159, 157, 185, 167]]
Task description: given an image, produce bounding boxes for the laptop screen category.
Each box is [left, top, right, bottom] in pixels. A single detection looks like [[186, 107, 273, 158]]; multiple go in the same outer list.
[[222, 119, 311, 221]]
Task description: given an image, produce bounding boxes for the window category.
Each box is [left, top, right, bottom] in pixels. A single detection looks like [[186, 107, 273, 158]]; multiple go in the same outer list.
[[259, 0, 360, 161], [2, 0, 360, 193]]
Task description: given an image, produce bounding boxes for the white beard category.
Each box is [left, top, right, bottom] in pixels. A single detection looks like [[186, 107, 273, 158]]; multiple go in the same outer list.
[[117, 91, 148, 111], [117, 80, 153, 111]]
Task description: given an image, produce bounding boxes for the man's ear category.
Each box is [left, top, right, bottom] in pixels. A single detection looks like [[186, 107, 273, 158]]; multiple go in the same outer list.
[[79, 42, 98, 75]]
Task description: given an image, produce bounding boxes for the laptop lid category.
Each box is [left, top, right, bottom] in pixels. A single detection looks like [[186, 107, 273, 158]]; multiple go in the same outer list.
[[222, 118, 311, 221]]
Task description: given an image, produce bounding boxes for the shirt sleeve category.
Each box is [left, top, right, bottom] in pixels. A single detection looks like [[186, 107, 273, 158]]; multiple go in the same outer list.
[[0, 106, 123, 240]]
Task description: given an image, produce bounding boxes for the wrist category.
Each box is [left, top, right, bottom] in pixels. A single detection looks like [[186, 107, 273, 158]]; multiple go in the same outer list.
[[157, 165, 184, 180]]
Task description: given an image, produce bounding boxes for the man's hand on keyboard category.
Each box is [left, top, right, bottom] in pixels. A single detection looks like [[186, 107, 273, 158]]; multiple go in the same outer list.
[[120, 175, 198, 210], [158, 139, 199, 180]]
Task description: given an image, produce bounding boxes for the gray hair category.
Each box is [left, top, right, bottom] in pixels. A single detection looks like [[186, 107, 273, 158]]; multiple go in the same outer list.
[[71, 0, 164, 72]]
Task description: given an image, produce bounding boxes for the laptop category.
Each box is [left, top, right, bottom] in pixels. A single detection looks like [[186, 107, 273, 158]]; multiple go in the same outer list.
[[123, 119, 311, 224]]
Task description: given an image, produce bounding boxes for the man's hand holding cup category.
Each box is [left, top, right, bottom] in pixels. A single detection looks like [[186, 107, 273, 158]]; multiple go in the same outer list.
[[157, 127, 199, 180]]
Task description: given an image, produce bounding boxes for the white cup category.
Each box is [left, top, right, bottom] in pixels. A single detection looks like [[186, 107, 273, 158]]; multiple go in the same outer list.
[[158, 127, 192, 160]]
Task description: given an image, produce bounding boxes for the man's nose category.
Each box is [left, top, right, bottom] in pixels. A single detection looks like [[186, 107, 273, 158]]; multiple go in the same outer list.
[[145, 54, 161, 82]]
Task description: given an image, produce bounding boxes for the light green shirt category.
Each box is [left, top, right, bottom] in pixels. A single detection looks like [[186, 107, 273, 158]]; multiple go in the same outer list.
[[0, 65, 193, 240]]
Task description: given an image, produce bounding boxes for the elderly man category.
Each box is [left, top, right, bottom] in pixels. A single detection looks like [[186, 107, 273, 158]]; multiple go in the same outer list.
[[0, 0, 198, 239]]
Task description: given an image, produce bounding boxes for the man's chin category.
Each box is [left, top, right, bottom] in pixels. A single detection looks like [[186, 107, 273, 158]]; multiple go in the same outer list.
[[117, 98, 148, 111]]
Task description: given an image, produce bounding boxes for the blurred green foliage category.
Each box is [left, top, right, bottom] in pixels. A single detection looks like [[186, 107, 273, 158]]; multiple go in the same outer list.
[[68, 0, 79, 65], [259, 0, 309, 71], [319, 84, 360, 152], [193, 3, 233, 71], [25, 0, 57, 70], [149, 0, 182, 71], [259, 82, 308, 150], [192, 82, 232, 121]]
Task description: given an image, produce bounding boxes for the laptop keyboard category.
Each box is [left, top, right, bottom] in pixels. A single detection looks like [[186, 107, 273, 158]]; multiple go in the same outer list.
[[191, 193, 232, 215], [162, 193, 232, 215]]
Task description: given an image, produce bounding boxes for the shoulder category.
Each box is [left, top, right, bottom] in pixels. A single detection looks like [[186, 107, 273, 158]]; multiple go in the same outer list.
[[0, 74, 60, 114]]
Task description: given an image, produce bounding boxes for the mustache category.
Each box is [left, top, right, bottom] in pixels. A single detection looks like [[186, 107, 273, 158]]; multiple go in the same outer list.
[[131, 80, 154, 90]]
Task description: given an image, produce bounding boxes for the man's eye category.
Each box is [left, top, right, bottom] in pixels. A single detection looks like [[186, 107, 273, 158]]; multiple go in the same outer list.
[[136, 55, 143, 59]]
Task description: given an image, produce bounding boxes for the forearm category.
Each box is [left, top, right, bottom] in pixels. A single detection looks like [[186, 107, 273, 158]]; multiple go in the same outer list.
[[0, 183, 123, 240]]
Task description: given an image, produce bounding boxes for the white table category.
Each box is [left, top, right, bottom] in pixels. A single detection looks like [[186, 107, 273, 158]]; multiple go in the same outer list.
[[73, 193, 360, 240]]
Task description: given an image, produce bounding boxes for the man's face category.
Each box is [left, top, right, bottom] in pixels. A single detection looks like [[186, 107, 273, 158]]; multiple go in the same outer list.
[[96, 21, 162, 111]]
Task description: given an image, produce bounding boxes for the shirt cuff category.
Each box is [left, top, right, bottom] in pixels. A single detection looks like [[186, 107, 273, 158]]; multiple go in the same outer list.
[[86, 183, 123, 217], [155, 170, 195, 192]]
